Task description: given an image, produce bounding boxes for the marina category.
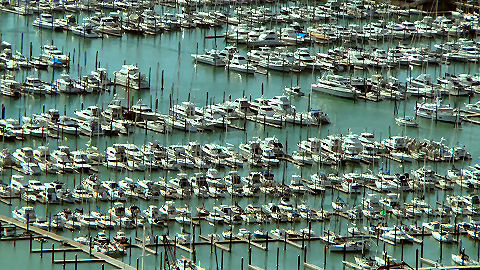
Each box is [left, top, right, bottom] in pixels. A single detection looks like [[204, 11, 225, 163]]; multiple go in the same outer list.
[[1, 0, 480, 269]]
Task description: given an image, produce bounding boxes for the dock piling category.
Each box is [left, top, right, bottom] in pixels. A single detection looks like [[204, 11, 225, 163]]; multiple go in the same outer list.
[[52, 243, 55, 264]]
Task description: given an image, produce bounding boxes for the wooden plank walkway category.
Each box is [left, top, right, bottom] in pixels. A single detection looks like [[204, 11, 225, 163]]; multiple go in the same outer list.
[[53, 259, 105, 264], [304, 262, 324, 270], [175, 242, 193, 253], [237, 236, 267, 251], [32, 248, 81, 253], [0, 215, 135, 270], [198, 235, 230, 251], [248, 265, 265, 270], [270, 236, 304, 249], [131, 243, 158, 255]]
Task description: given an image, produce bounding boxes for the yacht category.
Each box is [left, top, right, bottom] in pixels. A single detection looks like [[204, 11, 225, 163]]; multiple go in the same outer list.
[[227, 54, 256, 74], [465, 101, 480, 113], [248, 31, 283, 47], [452, 253, 478, 266], [12, 206, 36, 223], [0, 79, 21, 97], [330, 240, 370, 252], [71, 23, 100, 38], [382, 228, 414, 243], [33, 146, 59, 174], [78, 119, 104, 136], [432, 231, 455, 243], [395, 116, 418, 127], [74, 106, 103, 121], [284, 86, 305, 96], [416, 98, 461, 124], [40, 45, 69, 65], [23, 77, 48, 95], [113, 65, 149, 90], [191, 49, 226, 66], [311, 74, 357, 99], [33, 13, 59, 30], [56, 74, 80, 94]]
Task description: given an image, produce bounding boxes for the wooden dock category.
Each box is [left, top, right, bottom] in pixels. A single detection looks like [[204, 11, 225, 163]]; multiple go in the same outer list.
[[32, 248, 81, 253], [53, 259, 105, 264], [131, 243, 158, 255], [0, 215, 135, 270], [198, 235, 230, 251], [237, 236, 267, 251], [248, 265, 265, 270], [304, 262, 324, 270]]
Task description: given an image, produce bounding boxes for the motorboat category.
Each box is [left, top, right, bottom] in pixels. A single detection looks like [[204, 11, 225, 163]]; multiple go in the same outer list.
[[32, 13, 59, 30], [227, 54, 256, 74], [12, 206, 36, 223], [432, 231, 455, 243], [395, 116, 418, 127], [382, 228, 414, 243], [452, 253, 479, 266], [191, 49, 226, 66], [113, 65, 149, 90], [416, 98, 462, 124], [311, 74, 357, 99], [330, 240, 370, 252]]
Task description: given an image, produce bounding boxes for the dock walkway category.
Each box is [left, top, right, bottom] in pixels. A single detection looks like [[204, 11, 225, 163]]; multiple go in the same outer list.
[[0, 214, 135, 270]]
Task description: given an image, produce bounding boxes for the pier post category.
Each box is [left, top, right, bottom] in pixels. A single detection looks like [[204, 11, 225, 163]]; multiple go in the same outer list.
[[160, 252, 162, 270], [415, 249, 418, 270], [102, 264, 104, 270], [266, 232, 269, 250], [51, 243, 55, 264], [221, 250, 224, 270], [63, 249, 66, 269], [302, 232, 305, 250], [324, 245, 327, 269], [304, 246, 307, 263], [129, 237, 132, 259], [210, 235, 213, 253], [241, 257, 244, 270], [161, 70, 164, 91], [149, 67, 151, 88], [248, 247, 252, 265], [40, 241, 43, 258], [276, 247, 279, 270], [174, 236, 177, 258], [421, 227, 424, 257], [401, 241, 404, 261], [297, 255, 300, 270], [440, 235, 443, 263], [284, 233, 287, 250], [29, 233, 32, 252], [136, 258, 139, 270]]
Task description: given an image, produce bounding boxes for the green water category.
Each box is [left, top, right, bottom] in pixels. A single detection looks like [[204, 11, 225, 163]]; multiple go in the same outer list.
[[0, 6, 480, 270]]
